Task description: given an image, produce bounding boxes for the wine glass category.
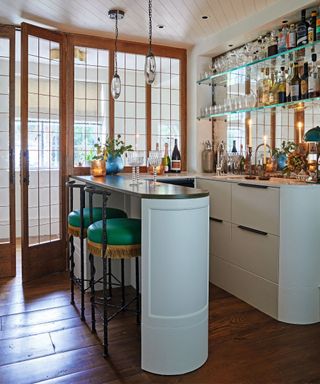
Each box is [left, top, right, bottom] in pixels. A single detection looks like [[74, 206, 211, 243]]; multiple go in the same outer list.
[[135, 150, 145, 184], [127, 151, 139, 185], [148, 150, 162, 184]]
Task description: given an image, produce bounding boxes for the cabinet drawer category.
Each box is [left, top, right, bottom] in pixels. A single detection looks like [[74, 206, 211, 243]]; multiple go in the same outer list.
[[209, 219, 231, 283], [197, 179, 231, 221], [231, 183, 280, 235], [212, 256, 278, 319], [230, 224, 279, 283]]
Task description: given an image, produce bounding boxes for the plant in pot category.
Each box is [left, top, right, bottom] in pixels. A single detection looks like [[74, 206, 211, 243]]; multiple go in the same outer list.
[[272, 140, 297, 171], [89, 137, 108, 177], [104, 135, 133, 175]]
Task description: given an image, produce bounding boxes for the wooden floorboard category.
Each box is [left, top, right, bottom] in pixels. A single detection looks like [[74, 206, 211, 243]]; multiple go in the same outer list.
[[1, 269, 320, 383]]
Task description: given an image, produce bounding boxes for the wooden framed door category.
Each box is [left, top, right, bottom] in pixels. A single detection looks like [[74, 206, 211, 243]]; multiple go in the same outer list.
[[21, 23, 67, 282], [0, 26, 16, 278]]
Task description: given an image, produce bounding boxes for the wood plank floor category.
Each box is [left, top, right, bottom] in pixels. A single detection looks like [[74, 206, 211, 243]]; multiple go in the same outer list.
[[1, 260, 320, 383]]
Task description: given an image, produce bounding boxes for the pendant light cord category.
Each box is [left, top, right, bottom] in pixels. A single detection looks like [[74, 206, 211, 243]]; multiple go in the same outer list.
[[148, 0, 152, 54], [114, 12, 119, 75]]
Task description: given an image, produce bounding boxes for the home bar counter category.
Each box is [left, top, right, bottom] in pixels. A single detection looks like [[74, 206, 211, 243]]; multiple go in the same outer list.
[[73, 175, 210, 375]]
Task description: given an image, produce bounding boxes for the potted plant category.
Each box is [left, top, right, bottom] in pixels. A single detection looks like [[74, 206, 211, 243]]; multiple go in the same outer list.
[[89, 137, 107, 177], [272, 140, 297, 171]]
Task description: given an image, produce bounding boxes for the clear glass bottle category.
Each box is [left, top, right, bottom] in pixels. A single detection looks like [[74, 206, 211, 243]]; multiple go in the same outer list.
[[278, 23, 288, 53], [288, 24, 297, 49], [269, 70, 278, 104], [257, 68, 265, 106], [267, 30, 278, 56], [262, 67, 272, 105]]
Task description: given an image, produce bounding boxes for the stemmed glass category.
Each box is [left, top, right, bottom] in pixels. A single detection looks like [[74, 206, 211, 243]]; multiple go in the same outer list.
[[134, 150, 145, 184], [148, 150, 162, 185]]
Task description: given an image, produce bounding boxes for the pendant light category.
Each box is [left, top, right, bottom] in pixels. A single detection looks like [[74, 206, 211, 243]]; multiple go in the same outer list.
[[145, 0, 156, 85], [108, 9, 124, 99]]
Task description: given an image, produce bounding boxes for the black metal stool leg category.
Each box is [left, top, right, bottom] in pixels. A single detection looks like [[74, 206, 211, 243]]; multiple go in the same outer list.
[[108, 258, 112, 298], [135, 256, 140, 325], [121, 259, 125, 307], [89, 252, 96, 333], [103, 257, 109, 357], [69, 235, 75, 305], [79, 189, 85, 322]]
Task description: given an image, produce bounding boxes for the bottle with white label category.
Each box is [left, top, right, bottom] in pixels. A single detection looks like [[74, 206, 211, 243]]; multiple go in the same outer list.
[[289, 62, 301, 101], [308, 53, 320, 98], [171, 139, 181, 173]]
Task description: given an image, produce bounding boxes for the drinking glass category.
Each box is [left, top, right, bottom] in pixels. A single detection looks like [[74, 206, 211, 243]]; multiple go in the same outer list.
[[127, 151, 139, 185], [148, 150, 162, 184], [135, 150, 145, 184]]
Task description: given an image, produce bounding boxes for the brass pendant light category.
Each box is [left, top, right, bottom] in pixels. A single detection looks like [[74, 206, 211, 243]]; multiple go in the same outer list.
[[145, 0, 156, 85], [108, 9, 124, 99]]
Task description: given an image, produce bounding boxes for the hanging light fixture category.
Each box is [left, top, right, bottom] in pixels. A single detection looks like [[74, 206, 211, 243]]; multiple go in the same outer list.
[[108, 9, 124, 99], [145, 0, 156, 85]]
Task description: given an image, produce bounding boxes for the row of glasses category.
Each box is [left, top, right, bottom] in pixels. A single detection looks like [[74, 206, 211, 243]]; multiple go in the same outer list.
[[199, 91, 256, 117], [127, 150, 163, 186]]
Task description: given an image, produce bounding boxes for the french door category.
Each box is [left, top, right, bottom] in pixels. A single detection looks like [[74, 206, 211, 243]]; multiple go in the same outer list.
[[0, 26, 15, 278], [21, 23, 67, 282]]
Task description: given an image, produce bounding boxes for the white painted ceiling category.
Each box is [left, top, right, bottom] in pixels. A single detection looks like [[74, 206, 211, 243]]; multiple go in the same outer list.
[[1, 0, 278, 48]]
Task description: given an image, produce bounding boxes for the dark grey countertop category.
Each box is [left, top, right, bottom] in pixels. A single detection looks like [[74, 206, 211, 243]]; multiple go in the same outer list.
[[72, 175, 209, 199]]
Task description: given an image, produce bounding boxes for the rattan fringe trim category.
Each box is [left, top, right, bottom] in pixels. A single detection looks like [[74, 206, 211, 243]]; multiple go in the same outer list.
[[68, 224, 87, 238], [87, 240, 141, 259]]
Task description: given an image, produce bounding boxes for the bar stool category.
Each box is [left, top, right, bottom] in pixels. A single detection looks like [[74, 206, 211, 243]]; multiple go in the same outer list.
[[85, 186, 141, 357], [66, 180, 127, 321]]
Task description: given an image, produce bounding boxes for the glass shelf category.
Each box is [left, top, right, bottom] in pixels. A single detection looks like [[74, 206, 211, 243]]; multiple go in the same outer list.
[[197, 40, 320, 86], [197, 96, 320, 120]]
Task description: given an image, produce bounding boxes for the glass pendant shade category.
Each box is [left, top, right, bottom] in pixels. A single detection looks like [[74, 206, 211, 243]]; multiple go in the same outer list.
[[111, 73, 121, 99], [304, 126, 320, 142], [145, 52, 156, 85]]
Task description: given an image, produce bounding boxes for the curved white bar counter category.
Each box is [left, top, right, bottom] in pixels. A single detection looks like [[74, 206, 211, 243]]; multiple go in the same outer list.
[[74, 175, 210, 375]]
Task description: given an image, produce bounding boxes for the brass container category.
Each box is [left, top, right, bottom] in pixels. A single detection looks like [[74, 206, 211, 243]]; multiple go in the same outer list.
[[90, 160, 106, 177]]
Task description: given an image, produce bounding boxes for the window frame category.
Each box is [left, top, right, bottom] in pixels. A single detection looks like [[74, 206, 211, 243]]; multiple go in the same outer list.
[[66, 33, 187, 175]]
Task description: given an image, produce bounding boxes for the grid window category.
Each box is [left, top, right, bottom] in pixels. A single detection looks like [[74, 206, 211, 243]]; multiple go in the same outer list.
[[27, 36, 61, 245], [115, 53, 146, 163], [73, 47, 109, 166], [151, 57, 181, 155]]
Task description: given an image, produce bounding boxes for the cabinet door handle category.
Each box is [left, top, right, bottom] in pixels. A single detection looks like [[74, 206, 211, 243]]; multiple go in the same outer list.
[[238, 225, 267, 236], [238, 183, 268, 189], [210, 217, 223, 223]]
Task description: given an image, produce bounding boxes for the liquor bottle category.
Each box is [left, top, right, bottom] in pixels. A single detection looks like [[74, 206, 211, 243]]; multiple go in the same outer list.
[[269, 70, 278, 104], [286, 62, 293, 102], [267, 30, 278, 56], [171, 139, 181, 173], [277, 66, 287, 103], [308, 53, 320, 98], [257, 68, 265, 106], [288, 24, 297, 49], [239, 144, 245, 174], [308, 10, 317, 42], [296, 9, 308, 46], [278, 24, 288, 53], [289, 62, 301, 101], [162, 143, 170, 173], [300, 62, 309, 99], [316, 9, 320, 40], [262, 67, 272, 105]]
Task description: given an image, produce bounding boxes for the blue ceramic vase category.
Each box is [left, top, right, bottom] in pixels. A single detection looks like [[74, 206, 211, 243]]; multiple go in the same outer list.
[[106, 155, 124, 175], [277, 153, 287, 170]]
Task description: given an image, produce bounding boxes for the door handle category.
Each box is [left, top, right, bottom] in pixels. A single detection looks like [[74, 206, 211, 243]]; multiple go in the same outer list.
[[23, 150, 30, 185], [238, 183, 268, 189], [238, 225, 267, 236], [210, 217, 223, 223], [9, 147, 14, 185]]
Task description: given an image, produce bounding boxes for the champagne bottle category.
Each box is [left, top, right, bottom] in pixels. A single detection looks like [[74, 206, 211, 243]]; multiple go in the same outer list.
[[171, 139, 181, 173], [297, 9, 308, 46], [162, 143, 170, 173], [289, 62, 301, 101]]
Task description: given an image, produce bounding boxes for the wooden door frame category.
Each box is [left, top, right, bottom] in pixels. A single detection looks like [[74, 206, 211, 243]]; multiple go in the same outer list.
[[0, 25, 16, 278], [20, 23, 67, 282]]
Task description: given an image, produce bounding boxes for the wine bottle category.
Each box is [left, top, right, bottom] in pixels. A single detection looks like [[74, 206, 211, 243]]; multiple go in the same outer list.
[[171, 139, 181, 173], [308, 10, 317, 42], [300, 62, 309, 99], [277, 66, 287, 103], [231, 140, 237, 153], [297, 9, 308, 46], [162, 143, 170, 173], [289, 62, 301, 101], [308, 53, 320, 98]]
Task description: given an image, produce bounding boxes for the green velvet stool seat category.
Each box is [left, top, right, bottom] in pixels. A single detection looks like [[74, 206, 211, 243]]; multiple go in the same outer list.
[[66, 180, 127, 321], [85, 186, 141, 357]]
